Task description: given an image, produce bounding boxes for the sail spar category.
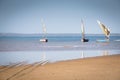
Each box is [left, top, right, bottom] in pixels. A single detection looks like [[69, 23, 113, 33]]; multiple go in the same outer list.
[[97, 20, 110, 39]]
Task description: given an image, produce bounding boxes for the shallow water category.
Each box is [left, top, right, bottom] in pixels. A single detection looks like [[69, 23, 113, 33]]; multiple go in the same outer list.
[[0, 34, 120, 65], [0, 50, 120, 65], [0, 34, 120, 51]]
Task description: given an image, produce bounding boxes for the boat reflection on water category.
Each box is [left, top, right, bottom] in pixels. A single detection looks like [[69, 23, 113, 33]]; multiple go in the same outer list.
[[41, 52, 47, 62], [80, 50, 110, 59], [102, 50, 109, 56], [81, 51, 85, 58], [0, 50, 119, 66]]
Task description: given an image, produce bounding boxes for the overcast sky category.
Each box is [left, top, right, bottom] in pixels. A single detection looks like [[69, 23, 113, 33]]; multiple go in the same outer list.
[[0, 0, 120, 34]]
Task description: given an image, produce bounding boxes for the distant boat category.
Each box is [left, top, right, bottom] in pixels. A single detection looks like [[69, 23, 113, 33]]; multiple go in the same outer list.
[[40, 19, 48, 42], [97, 20, 110, 42], [80, 19, 89, 42]]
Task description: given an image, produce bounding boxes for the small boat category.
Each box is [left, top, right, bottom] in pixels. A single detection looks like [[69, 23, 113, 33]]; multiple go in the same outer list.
[[40, 38, 48, 42], [97, 20, 110, 42], [40, 19, 48, 42], [80, 19, 89, 42]]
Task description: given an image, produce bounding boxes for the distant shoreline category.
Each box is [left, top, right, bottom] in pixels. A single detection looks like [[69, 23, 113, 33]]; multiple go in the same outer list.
[[0, 33, 120, 37]]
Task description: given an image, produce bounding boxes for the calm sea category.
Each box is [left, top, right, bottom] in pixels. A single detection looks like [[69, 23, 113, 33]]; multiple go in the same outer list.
[[0, 34, 120, 65]]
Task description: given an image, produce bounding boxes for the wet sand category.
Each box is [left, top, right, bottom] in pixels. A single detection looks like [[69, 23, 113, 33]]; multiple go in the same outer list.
[[0, 54, 120, 80]]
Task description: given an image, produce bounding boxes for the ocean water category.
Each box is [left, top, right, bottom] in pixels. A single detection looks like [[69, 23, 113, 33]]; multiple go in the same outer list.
[[0, 34, 120, 65]]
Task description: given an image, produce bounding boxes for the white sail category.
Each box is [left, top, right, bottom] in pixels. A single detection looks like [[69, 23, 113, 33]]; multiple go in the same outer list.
[[41, 18, 47, 38], [81, 19, 85, 39], [97, 20, 110, 39], [80, 19, 89, 42]]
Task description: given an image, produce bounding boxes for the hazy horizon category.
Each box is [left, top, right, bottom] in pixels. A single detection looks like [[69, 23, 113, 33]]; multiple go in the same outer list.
[[0, 32, 120, 35]]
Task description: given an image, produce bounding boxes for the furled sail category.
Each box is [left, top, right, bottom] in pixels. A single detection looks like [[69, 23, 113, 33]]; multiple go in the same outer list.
[[97, 20, 110, 39], [81, 19, 85, 39], [41, 18, 47, 38]]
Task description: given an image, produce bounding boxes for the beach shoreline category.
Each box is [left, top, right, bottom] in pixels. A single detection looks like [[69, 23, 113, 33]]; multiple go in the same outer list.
[[0, 54, 120, 80]]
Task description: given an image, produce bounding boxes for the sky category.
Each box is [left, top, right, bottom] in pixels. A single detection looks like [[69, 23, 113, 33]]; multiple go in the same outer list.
[[0, 0, 120, 34]]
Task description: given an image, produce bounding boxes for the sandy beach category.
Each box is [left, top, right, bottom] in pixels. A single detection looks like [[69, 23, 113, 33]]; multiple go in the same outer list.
[[0, 54, 120, 80]]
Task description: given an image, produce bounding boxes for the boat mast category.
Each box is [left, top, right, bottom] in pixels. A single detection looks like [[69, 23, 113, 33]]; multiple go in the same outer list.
[[41, 19, 47, 39], [97, 20, 110, 40], [81, 19, 85, 39]]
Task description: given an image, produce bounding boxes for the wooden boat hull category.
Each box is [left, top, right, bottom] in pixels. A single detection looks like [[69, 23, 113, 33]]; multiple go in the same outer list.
[[81, 38, 89, 42]]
